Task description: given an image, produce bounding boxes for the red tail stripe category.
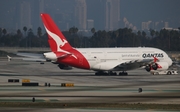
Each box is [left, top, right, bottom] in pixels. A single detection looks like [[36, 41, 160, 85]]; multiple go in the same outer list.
[[41, 13, 72, 51]]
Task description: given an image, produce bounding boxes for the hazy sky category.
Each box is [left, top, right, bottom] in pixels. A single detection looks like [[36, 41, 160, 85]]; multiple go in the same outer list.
[[120, 0, 180, 27], [121, 0, 180, 19], [0, 0, 180, 30]]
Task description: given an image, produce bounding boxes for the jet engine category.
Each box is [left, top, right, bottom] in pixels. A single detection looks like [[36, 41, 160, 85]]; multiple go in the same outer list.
[[152, 63, 158, 70], [58, 64, 72, 70], [145, 62, 169, 72], [145, 64, 151, 72]]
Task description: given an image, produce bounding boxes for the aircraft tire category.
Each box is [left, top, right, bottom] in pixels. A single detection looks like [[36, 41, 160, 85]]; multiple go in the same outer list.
[[167, 71, 171, 75], [113, 72, 117, 76], [145, 64, 151, 72], [125, 72, 128, 75], [109, 72, 117, 76], [119, 72, 128, 76], [95, 72, 99, 76]]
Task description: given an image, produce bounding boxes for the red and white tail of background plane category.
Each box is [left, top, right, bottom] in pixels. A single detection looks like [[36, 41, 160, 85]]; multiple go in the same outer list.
[[40, 13, 173, 75]]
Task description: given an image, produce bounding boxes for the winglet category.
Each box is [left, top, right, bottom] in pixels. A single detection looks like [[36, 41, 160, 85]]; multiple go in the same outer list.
[[40, 13, 72, 52]]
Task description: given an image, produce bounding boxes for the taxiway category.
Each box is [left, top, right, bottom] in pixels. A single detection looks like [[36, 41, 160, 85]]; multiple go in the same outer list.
[[0, 59, 180, 111]]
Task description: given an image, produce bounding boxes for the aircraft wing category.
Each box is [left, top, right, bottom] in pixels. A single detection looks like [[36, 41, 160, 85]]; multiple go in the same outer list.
[[93, 59, 153, 71], [8, 52, 47, 62], [16, 52, 44, 59], [113, 59, 154, 71]]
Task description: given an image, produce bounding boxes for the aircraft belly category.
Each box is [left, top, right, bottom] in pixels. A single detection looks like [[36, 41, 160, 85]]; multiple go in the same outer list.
[[117, 64, 140, 71]]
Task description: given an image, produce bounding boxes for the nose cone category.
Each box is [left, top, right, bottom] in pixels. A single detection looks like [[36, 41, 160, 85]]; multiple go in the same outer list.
[[168, 57, 173, 66]]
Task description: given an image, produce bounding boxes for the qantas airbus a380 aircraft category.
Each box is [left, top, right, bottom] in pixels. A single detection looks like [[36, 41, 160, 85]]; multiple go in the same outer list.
[[40, 13, 172, 75]]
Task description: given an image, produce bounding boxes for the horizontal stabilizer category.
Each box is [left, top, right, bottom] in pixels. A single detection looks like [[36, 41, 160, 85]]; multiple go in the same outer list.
[[57, 53, 71, 59]]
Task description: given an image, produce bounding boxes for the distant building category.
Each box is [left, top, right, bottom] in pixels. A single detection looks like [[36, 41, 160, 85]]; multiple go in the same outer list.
[[105, 0, 120, 31], [86, 0, 105, 30], [19, 1, 32, 29], [154, 21, 168, 30], [87, 19, 94, 30], [43, 0, 75, 31], [163, 27, 179, 31], [141, 21, 155, 30], [74, 0, 87, 30], [164, 22, 169, 28], [141, 21, 171, 31], [141, 22, 148, 30], [31, 0, 45, 30]]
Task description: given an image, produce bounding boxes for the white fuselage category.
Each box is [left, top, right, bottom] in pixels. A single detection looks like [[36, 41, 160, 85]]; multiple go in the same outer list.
[[76, 47, 172, 71]]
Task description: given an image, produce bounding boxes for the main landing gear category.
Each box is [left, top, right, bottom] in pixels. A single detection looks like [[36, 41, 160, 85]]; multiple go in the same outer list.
[[95, 71, 114, 76], [95, 71, 128, 76], [119, 71, 128, 76]]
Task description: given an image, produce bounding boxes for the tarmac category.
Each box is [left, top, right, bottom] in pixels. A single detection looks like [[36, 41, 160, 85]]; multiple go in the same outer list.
[[0, 58, 180, 111]]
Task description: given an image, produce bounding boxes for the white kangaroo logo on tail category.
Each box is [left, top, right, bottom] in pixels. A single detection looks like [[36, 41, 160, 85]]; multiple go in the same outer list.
[[45, 27, 67, 51], [45, 26, 77, 59]]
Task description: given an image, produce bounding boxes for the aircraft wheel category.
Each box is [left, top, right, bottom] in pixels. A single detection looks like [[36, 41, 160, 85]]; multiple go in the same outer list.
[[167, 71, 171, 75], [124, 72, 128, 75], [111, 72, 117, 76], [103, 72, 108, 76], [95, 72, 99, 76], [113, 72, 117, 76], [119, 72, 128, 76], [109, 71, 117, 76], [119, 72, 122, 75], [95, 71, 108, 76]]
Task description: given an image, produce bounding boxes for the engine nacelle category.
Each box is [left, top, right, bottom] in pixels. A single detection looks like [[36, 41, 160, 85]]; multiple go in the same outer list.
[[145, 62, 169, 72], [58, 64, 72, 70], [145, 64, 151, 72], [152, 63, 158, 70]]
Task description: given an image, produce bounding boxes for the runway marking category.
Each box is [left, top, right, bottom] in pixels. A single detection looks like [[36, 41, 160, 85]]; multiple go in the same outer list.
[[44, 98, 50, 102], [38, 88, 46, 91]]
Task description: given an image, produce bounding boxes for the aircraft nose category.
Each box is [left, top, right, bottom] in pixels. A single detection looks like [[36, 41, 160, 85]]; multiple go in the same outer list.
[[169, 57, 173, 66]]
